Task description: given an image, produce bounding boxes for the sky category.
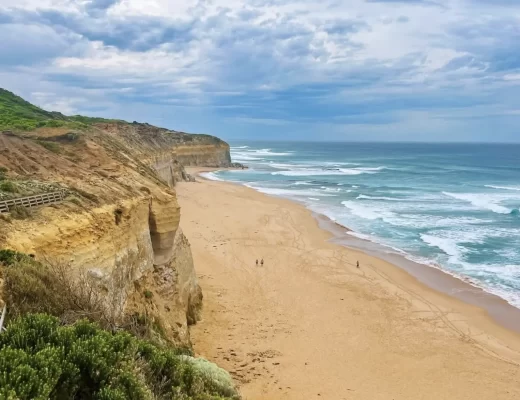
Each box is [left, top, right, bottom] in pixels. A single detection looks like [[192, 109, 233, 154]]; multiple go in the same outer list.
[[1, 0, 520, 142]]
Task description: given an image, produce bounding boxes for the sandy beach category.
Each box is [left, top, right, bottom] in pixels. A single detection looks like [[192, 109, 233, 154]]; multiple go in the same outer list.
[[177, 168, 520, 400]]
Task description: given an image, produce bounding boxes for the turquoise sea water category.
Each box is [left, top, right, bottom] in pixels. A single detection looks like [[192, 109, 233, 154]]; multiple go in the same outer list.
[[206, 142, 520, 307]]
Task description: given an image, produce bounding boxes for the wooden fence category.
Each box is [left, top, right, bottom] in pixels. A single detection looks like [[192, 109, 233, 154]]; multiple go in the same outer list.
[[0, 191, 65, 213]]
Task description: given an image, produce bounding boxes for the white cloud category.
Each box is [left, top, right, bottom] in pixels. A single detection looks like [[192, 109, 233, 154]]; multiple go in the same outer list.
[[1, 0, 520, 141], [503, 73, 520, 81]]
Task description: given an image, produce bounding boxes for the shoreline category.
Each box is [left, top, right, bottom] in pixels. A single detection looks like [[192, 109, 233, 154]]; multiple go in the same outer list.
[[197, 167, 520, 334], [314, 213, 520, 334], [180, 167, 520, 399]]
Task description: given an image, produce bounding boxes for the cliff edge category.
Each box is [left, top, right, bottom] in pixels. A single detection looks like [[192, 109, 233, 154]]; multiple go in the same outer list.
[[0, 89, 231, 346]]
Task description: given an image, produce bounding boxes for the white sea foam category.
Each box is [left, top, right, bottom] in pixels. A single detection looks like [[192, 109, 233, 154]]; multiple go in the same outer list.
[[323, 187, 342, 192], [442, 192, 514, 214], [346, 231, 374, 241], [320, 161, 360, 166], [293, 181, 312, 185], [246, 148, 293, 156], [391, 215, 493, 229], [230, 146, 249, 149], [248, 186, 338, 197], [354, 166, 387, 172], [357, 194, 403, 201], [341, 200, 394, 221], [419, 232, 520, 307], [272, 169, 359, 176], [420, 234, 465, 263], [200, 172, 223, 181], [308, 197, 320, 201], [485, 185, 520, 191], [272, 167, 383, 177], [231, 152, 265, 161], [266, 162, 308, 169]]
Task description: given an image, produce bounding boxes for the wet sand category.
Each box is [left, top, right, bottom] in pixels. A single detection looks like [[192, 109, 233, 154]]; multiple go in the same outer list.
[[177, 168, 520, 400]]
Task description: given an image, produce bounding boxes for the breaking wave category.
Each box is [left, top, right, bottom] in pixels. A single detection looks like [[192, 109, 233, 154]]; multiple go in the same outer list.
[[442, 192, 517, 215], [485, 185, 520, 191]]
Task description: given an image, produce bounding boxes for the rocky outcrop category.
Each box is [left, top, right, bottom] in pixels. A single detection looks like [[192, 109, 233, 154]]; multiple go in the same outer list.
[[149, 194, 181, 265]]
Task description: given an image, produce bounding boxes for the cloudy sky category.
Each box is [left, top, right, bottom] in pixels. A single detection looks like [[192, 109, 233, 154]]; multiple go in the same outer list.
[[1, 0, 520, 142]]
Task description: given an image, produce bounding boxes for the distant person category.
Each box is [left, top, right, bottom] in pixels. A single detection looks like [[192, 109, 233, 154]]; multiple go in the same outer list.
[[256, 259, 258, 266], [261, 259, 264, 266], [356, 261, 359, 268]]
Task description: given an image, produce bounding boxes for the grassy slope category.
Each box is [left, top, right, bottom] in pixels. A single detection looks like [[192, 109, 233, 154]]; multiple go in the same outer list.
[[0, 89, 228, 144], [0, 88, 120, 131]]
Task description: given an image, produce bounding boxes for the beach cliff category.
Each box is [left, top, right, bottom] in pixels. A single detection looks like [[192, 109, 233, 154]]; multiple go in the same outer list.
[[0, 99, 231, 346]]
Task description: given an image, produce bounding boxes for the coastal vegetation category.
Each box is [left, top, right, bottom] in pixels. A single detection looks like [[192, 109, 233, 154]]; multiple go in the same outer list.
[[0, 89, 239, 399], [0, 314, 238, 400], [0, 88, 121, 131], [0, 251, 239, 400]]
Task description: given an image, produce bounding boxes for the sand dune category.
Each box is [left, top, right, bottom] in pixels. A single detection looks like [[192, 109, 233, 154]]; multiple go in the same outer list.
[[177, 170, 520, 400]]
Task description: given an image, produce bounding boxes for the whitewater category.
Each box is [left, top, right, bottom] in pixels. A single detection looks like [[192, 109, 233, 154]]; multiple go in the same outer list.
[[205, 142, 520, 308]]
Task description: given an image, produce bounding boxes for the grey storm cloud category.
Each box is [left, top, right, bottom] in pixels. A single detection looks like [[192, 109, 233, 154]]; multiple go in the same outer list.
[[0, 0, 520, 141]]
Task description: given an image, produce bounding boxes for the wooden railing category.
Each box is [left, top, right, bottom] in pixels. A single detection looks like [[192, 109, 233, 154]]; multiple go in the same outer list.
[[0, 191, 65, 213]]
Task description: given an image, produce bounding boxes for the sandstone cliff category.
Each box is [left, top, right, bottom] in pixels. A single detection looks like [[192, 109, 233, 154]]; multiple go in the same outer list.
[[0, 119, 230, 345], [98, 122, 231, 186]]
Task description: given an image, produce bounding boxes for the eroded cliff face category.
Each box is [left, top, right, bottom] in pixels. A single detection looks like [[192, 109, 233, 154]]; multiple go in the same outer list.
[[174, 143, 231, 167], [88, 121, 231, 187], [0, 120, 223, 345]]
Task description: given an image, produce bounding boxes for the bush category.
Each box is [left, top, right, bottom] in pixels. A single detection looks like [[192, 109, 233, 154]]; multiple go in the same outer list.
[[0, 314, 240, 400], [0, 166, 7, 180], [0, 249, 31, 266], [1, 252, 175, 343], [0, 180, 18, 193], [43, 120, 65, 128]]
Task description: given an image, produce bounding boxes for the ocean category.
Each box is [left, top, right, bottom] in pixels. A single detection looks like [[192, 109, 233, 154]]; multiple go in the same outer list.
[[203, 142, 520, 308]]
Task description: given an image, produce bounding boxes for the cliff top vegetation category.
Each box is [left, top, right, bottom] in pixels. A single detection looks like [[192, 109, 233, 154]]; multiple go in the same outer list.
[[0, 88, 121, 131]]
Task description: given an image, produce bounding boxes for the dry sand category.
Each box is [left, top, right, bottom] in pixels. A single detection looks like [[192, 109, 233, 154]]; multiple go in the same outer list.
[[177, 169, 520, 400]]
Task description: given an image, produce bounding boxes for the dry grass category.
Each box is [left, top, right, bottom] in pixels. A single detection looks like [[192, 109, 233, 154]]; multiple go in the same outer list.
[[8, 205, 31, 220], [0, 249, 172, 343]]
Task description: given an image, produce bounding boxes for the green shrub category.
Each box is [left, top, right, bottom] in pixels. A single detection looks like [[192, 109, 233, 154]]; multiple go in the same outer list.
[[0, 180, 18, 193], [0, 249, 31, 266], [0, 314, 240, 400], [0, 166, 7, 180], [144, 289, 153, 299]]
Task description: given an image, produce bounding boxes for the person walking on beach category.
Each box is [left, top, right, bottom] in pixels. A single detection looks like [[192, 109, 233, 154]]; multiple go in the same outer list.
[[256, 259, 258, 266], [356, 261, 359, 268], [261, 259, 264, 266]]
